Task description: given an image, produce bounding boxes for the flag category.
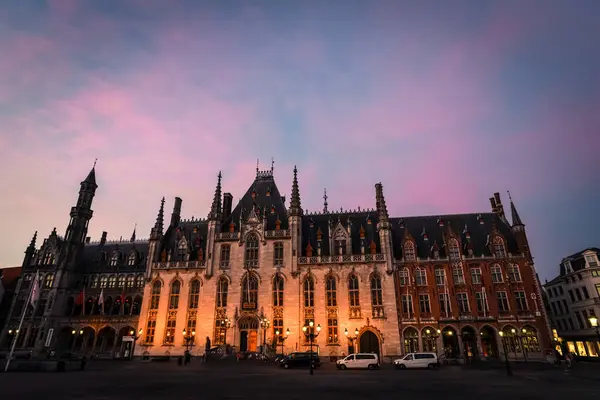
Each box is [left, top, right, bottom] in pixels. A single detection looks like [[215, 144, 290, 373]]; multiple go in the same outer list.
[[98, 289, 104, 305], [75, 288, 85, 305], [30, 272, 40, 307]]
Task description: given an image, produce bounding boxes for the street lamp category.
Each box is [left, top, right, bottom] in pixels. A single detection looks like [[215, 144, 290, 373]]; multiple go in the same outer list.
[[519, 328, 529, 362], [589, 316, 600, 342], [498, 332, 513, 376], [218, 318, 231, 347], [344, 328, 359, 354], [128, 328, 142, 361], [275, 328, 290, 355], [182, 329, 196, 351], [260, 318, 270, 354], [302, 321, 321, 375]]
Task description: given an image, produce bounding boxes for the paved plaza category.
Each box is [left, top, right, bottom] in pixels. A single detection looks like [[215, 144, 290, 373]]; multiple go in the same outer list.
[[1, 360, 598, 400]]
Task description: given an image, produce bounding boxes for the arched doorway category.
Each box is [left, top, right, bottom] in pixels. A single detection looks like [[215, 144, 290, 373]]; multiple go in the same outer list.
[[358, 330, 380, 356], [95, 326, 116, 358], [480, 325, 498, 358], [421, 327, 438, 353], [117, 326, 136, 360], [441, 326, 459, 359], [238, 316, 258, 352], [403, 327, 419, 354], [55, 326, 74, 355], [74, 327, 95, 354], [460, 326, 478, 362]]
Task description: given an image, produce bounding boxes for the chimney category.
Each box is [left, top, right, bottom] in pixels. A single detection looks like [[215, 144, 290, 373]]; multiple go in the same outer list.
[[100, 231, 107, 246], [171, 197, 182, 226], [493, 192, 505, 218], [489, 197, 497, 212], [85, 237, 91, 244], [223, 193, 233, 220]]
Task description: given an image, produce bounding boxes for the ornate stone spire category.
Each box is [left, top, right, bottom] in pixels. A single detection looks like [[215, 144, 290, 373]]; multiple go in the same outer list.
[[151, 197, 165, 238], [375, 182, 389, 227], [288, 165, 303, 216], [508, 191, 524, 227], [209, 171, 222, 220], [130, 224, 137, 242], [323, 188, 328, 213]]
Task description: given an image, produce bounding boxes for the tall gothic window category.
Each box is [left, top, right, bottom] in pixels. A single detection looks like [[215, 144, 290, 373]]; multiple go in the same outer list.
[[108, 275, 116, 288], [273, 242, 284, 266], [126, 274, 135, 288], [304, 276, 314, 307], [100, 275, 108, 288], [508, 264, 522, 282], [273, 274, 284, 307], [493, 236, 506, 258], [326, 275, 337, 307], [169, 280, 181, 309], [415, 268, 427, 286], [370, 275, 383, 307], [245, 233, 259, 268], [117, 275, 126, 288], [189, 279, 200, 309], [44, 273, 54, 288], [216, 278, 228, 307], [403, 242, 416, 261], [150, 281, 161, 310], [220, 245, 231, 269], [448, 239, 461, 260], [399, 268, 410, 286], [242, 274, 258, 309], [349, 275, 360, 307], [136, 274, 145, 288]]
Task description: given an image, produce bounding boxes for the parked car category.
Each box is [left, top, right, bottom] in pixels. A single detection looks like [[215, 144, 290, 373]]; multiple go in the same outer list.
[[393, 352, 440, 369], [336, 353, 380, 370], [279, 352, 320, 369]]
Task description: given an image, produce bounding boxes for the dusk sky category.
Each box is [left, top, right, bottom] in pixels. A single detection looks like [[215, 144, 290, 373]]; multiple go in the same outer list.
[[0, 1, 598, 281]]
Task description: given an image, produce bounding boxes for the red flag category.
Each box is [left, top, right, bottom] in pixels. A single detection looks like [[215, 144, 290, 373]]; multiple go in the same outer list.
[[75, 288, 85, 305], [120, 289, 126, 304]]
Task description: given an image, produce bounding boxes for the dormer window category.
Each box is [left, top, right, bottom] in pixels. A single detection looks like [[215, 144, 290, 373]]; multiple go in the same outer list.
[[333, 227, 348, 255], [335, 239, 347, 255], [493, 237, 506, 258], [178, 240, 188, 261], [564, 261, 573, 273], [585, 254, 599, 268], [110, 253, 119, 267], [128, 252, 137, 266], [448, 239, 461, 261], [403, 242, 416, 261]]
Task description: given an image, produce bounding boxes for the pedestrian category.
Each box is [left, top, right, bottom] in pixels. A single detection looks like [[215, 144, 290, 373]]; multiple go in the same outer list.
[[236, 352, 240, 363]]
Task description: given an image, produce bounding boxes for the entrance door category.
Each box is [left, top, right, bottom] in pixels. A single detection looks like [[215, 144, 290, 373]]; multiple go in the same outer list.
[[359, 330, 380, 356], [248, 331, 258, 352], [240, 331, 248, 352]]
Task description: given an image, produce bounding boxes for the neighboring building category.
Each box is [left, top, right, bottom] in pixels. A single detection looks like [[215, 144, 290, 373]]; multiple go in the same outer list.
[[0, 163, 551, 362], [0, 166, 146, 359], [0, 267, 22, 332], [543, 248, 600, 359]]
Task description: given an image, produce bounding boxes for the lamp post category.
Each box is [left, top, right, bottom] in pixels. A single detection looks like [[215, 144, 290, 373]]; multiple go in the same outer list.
[[182, 329, 196, 352], [128, 328, 142, 361], [260, 318, 270, 355], [498, 331, 513, 376], [519, 328, 529, 362], [302, 321, 321, 375], [275, 328, 290, 355], [344, 327, 359, 354]]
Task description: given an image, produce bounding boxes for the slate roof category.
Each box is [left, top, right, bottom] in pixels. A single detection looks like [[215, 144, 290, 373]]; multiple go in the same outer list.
[[389, 213, 519, 260], [160, 220, 209, 258], [221, 171, 289, 232], [79, 240, 150, 272], [559, 247, 600, 275]]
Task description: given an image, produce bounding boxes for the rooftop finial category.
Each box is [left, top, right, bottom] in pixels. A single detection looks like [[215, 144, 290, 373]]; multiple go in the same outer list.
[[256, 159, 259, 174], [93, 158, 97, 168], [271, 157, 274, 174], [507, 190, 512, 201], [323, 188, 328, 213]]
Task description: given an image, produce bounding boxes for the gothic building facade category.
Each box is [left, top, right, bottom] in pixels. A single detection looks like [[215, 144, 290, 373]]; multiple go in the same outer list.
[[0, 163, 551, 362]]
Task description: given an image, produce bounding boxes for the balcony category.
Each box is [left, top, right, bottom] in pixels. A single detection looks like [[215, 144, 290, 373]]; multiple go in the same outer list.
[[153, 260, 206, 270], [298, 254, 385, 265], [217, 232, 239, 241], [265, 229, 291, 238]]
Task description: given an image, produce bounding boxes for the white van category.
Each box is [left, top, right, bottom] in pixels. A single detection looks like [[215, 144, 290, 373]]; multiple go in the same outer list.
[[336, 353, 380, 370], [393, 352, 439, 369]]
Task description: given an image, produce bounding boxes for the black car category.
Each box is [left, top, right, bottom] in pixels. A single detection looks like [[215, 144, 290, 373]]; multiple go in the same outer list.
[[279, 352, 320, 369]]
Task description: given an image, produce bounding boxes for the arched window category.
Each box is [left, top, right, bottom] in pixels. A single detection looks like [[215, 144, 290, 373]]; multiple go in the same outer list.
[[216, 278, 228, 307], [415, 268, 427, 286], [349, 275, 360, 307], [108, 275, 117, 288], [421, 327, 437, 352], [136, 274, 145, 288], [326, 275, 337, 307], [110, 253, 119, 267], [117, 275, 126, 288], [273, 242, 284, 266], [303, 276, 314, 307], [128, 252, 137, 266], [169, 280, 181, 309], [404, 327, 419, 354], [333, 228, 347, 255], [189, 279, 200, 309], [90, 275, 99, 288], [404, 242, 416, 261], [44, 273, 54, 288], [100, 275, 108, 288], [448, 239, 461, 260], [126, 274, 135, 288], [273, 275, 284, 307], [493, 237, 506, 258], [370, 275, 383, 307], [521, 326, 540, 353], [245, 233, 259, 268], [508, 264, 522, 282], [150, 281, 161, 310], [399, 268, 410, 286], [242, 274, 258, 309], [491, 264, 503, 283]]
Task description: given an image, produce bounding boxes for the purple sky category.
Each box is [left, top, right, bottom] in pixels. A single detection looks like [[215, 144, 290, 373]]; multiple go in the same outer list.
[[1, 1, 598, 281]]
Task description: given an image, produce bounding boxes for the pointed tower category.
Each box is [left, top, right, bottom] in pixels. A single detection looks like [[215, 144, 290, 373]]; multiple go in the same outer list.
[[375, 182, 393, 273], [146, 197, 165, 277], [323, 188, 328, 213], [507, 191, 529, 257], [130, 224, 137, 243], [23, 231, 37, 266], [288, 166, 303, 275], [206, 172, 223, 276], [63, 163, 98, 265]]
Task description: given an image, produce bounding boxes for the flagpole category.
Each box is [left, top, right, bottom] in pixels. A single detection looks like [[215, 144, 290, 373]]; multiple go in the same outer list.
[[5, 270, 38, 372]]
